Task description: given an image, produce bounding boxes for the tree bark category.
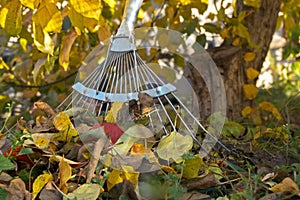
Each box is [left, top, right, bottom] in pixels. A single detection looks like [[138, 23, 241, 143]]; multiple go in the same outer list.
[[185, 0, 282, 119]]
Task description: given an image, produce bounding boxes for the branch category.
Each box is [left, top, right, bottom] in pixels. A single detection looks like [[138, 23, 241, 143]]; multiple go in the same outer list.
[[4, 70, 78, 89]]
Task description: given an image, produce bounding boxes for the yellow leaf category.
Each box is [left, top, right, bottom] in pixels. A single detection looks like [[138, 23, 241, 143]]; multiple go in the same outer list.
[[156, 131, 193, 163], [0, 0, 22, 36], [68, 7, 85, 30], [243, 84, 258, 100], [32, 1, 62, 33], [0, 57, 9, 70], [59, 30, 78, 71], [161, 165, 177, 174], [244, 0, 261, 8], [269, 177, 300, 196], [20, 0, 40, 9], [34, 137, 50, 149], [59, 157, 72, 194], [105, 102, 123, 123], [107, 166, 139, 191], [138, 8, 145, 19], [32, 173, 53, 199], [53, 112, 72, 131], [246, 67, 260, 80], [32, 24, 54, 54], [52, 126, 78, 142], [209, 163, 223, 180], [84, 17, 99, 32], [183, 156, 204, 179], [232, 37, 241, 46], [19, 38, 28, 52], [241, 106, 252, 117], [244, 52, 256, 62], [130, 144, 153, 156], [259, 101, 282, 120], [103, 0, 116, 8], [98, 23, 111, 41], [69, 0, 101, 20]]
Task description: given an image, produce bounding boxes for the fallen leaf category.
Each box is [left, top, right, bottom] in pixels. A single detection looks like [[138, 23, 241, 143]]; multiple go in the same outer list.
[[156, 131, 193, 163], [32, 173, 53, 199], [92, 122, 123, 144], [107, 165, 139, 191], [6, 178, 31, 200], [33, 101, 56, 117], [241, 106, 252, 117], [63, 183, 103, 200], [59, 157, 72, 194], [180, 191, 211, 200], [53, 112, 72, 131], [105, 102, 123, 123], [0, 154, 15, 172], [182, 156, 204, 179], [183, 173, 219, 190], [269, 177, 300, 196]]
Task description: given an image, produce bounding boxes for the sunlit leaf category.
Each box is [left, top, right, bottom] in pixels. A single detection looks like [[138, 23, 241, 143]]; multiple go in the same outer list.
[[246, 67, 260, 80], [19, 38, 28, 52], [59, 30, 78, 71], [63, 183, 103, 200], [53, 112, 72, 131], [269, 177, 300, 196], [105, 102, 123, 123], [103, 0, 116, 8], [243, 84, 258, 100], [32, 173, 53, 199], [32, 1, 62, 33], [68, 7, 85, 30], [156, 131, 193, 163], [244, 0, 261, 8], [0, 0, 22, 36], [20, 0, 39, 9], [59, 157, 72, 194], [98, 23, 111, 41], [107, 165, 139, 191], [208, 163, 224, 180], [69, 0, 101, 20]]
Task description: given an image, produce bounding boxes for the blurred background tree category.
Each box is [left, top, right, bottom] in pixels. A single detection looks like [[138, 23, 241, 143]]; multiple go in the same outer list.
[[0, 0, 299, 123]]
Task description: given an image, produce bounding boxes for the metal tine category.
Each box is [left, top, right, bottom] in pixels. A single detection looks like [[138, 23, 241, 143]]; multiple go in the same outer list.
[[133, 52, 169, 135], [171, 94, 231, 152]]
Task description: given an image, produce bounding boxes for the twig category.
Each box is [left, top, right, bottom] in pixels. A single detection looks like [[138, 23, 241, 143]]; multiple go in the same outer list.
[[4, 70, 78, 89], [86, 138, 108, 183]]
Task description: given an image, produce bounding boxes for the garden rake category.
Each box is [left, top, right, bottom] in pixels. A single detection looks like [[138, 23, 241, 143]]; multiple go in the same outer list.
[[57, 0, 230, 155]]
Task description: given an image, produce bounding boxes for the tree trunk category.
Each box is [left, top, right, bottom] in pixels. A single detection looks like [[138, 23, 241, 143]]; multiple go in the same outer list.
[[185, 0, 282, 120]]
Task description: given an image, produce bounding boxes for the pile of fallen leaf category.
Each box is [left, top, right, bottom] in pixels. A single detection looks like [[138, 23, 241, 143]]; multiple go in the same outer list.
[[0, 101, 300, 200]]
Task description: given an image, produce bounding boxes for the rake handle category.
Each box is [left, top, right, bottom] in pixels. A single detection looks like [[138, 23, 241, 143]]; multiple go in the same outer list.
[[116, 0, 143, 36]]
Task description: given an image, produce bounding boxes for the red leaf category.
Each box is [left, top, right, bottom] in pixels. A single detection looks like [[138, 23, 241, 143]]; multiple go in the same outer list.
[[4, 145, 33, 165], [92, 123, 123, 144]]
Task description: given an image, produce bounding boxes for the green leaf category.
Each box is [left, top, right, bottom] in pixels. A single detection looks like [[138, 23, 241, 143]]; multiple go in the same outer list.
[[63, 183, 102, 200], [0, 155, 16, 172], [202, 23, 220, 34], [0, 0, 22, 36], [196, 34, 206, 47], [222, 121, 245, 138], [292, 61, 300, 76], [0, 188, 8, 200], [182, 156, 204, 178], [244, 0, 261, 8], [156, 131, 193, 163], [17, 147, 34, 156]]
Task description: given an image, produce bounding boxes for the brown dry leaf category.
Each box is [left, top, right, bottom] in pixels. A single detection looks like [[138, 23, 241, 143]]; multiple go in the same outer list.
[[269, 177, 300, 196], [6, 178, 31, 200], [183, 173, 219, 190], [33, 101, 56, 117], [59, 157, 72, 194]]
